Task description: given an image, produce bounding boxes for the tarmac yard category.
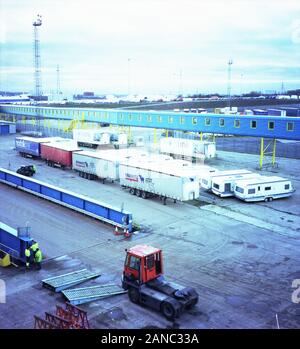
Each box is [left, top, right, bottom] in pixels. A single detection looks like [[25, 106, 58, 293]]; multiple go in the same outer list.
[[0, 134, 300, 329]]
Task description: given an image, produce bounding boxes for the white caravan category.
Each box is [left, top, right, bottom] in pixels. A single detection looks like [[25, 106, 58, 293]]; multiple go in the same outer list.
[[211, 172, 260, 197], [201, 169, 252, 191], [234, 176, 295, 202]]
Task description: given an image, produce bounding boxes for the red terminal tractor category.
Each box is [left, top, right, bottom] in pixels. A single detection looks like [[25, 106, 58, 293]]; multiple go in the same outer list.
[[122, 245, 199, 320]]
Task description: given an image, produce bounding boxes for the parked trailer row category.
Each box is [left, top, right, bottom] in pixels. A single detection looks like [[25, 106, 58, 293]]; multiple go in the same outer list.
[[14, 136, 294, 204]]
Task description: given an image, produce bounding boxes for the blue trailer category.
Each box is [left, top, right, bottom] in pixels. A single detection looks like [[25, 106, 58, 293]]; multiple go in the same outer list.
[[0, 222, 33, 264], [15, 136, 63, 158]]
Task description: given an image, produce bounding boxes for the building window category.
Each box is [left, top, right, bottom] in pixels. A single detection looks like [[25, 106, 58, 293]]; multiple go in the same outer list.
[[219, 118, 225, 127], [168, 116, 174, 123], [192, 117, 198, 125], [251, 120, 257, 129], [268, 121, 275, 130], [180, 117, 185, 124], [157, 116, 162, 123], [287, 122, 294, 131], [234, 119, 240, 128], [205, 118, 211, 126], [147, 115, 152, 122]]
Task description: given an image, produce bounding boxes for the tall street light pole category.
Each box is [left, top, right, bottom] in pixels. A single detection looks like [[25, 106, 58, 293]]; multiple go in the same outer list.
[[227, 59, 233, 110]]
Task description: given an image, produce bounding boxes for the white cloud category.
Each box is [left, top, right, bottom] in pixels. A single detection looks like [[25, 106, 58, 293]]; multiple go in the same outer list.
[[1, 0, 300, 94]]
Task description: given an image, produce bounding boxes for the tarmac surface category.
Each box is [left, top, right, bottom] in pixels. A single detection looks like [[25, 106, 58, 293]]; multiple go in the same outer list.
[[0, 133, 299, 329]]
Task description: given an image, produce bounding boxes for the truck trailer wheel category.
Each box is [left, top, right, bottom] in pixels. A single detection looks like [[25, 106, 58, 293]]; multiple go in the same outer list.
[[129, 188, 136, 195], [161, 301, 176, 320], [141, 191, 147, 199], [128, 287, 140, 304], [136, 189, 141, 197]]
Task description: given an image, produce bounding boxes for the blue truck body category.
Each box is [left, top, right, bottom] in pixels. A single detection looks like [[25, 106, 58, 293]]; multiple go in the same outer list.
[[15, 137, 41, 157], [0, 222, 33, 263]]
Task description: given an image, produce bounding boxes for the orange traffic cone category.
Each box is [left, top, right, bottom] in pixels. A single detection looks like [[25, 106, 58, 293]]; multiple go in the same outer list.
[[114, 226, 119, 235], [124, 229, 131, 238]]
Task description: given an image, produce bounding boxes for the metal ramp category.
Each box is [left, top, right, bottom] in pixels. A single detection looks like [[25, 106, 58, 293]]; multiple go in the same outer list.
[[62, 284, 127, 305], [42, 269, 101, 292]]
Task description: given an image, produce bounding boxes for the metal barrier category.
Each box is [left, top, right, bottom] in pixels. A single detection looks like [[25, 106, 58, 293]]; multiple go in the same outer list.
[[0, 167, 133, 232]]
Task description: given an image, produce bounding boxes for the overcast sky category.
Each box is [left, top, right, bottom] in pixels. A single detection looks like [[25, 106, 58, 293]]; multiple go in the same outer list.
[[0, 0, 300, 96]]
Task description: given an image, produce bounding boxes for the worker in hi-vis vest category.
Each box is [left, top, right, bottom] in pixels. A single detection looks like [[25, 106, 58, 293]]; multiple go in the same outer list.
[[25, 247, 31, 269], [30, 241, 39, 258], [34, 248, 43, 270]]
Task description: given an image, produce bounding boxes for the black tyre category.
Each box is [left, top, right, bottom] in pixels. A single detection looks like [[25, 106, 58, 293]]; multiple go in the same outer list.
[[269, 197, 273, 202], [128, 287, 140, 304], [186, 298, 198, 310], [161, 301, 176, 320], [129, 188, 135, 195], [141, 191, 147, 199], [264, 197, 268, 202], [136, 189, 141, 197]]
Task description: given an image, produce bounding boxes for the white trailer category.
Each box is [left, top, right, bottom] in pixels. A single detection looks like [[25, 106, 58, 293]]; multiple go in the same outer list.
[[234, 176, 295, 202], [72, 150, 120, 182], [160, 137, 216, 160], [72, 149, 171, 182], [201, 169, 252, 191], [119, 159, 200, 203], [211, 172, 260, 197], [73, 129, 111, 148]]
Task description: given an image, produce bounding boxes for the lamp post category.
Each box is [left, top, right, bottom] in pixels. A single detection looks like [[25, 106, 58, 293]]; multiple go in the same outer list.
[[227, 59, 233, 110]]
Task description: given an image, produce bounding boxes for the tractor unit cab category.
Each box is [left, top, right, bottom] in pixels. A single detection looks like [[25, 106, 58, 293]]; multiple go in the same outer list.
[[123, 245, 163, 285], [122, 245, 199, 320], [16, 165, 36, 177]]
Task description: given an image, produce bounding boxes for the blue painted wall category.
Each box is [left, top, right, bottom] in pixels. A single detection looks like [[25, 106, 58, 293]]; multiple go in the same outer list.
[[1, 104, 299, 140]]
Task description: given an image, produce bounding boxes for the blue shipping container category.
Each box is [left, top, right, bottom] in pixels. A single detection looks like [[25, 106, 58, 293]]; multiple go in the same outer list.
[[253, 109, 268, 115], [268, 109, 284, 116], [280, 108, 300, 117], [15, 138, 41, 157]]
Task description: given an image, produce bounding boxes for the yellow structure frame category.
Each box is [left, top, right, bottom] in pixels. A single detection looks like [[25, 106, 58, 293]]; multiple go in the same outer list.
[[259, 138, 277, 169]]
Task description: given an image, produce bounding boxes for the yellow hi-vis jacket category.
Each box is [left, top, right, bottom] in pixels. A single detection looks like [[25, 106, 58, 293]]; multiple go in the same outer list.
[[25, 249, 31, 257], [31, 242, 39, 252], [35, 249, 42, 263]]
